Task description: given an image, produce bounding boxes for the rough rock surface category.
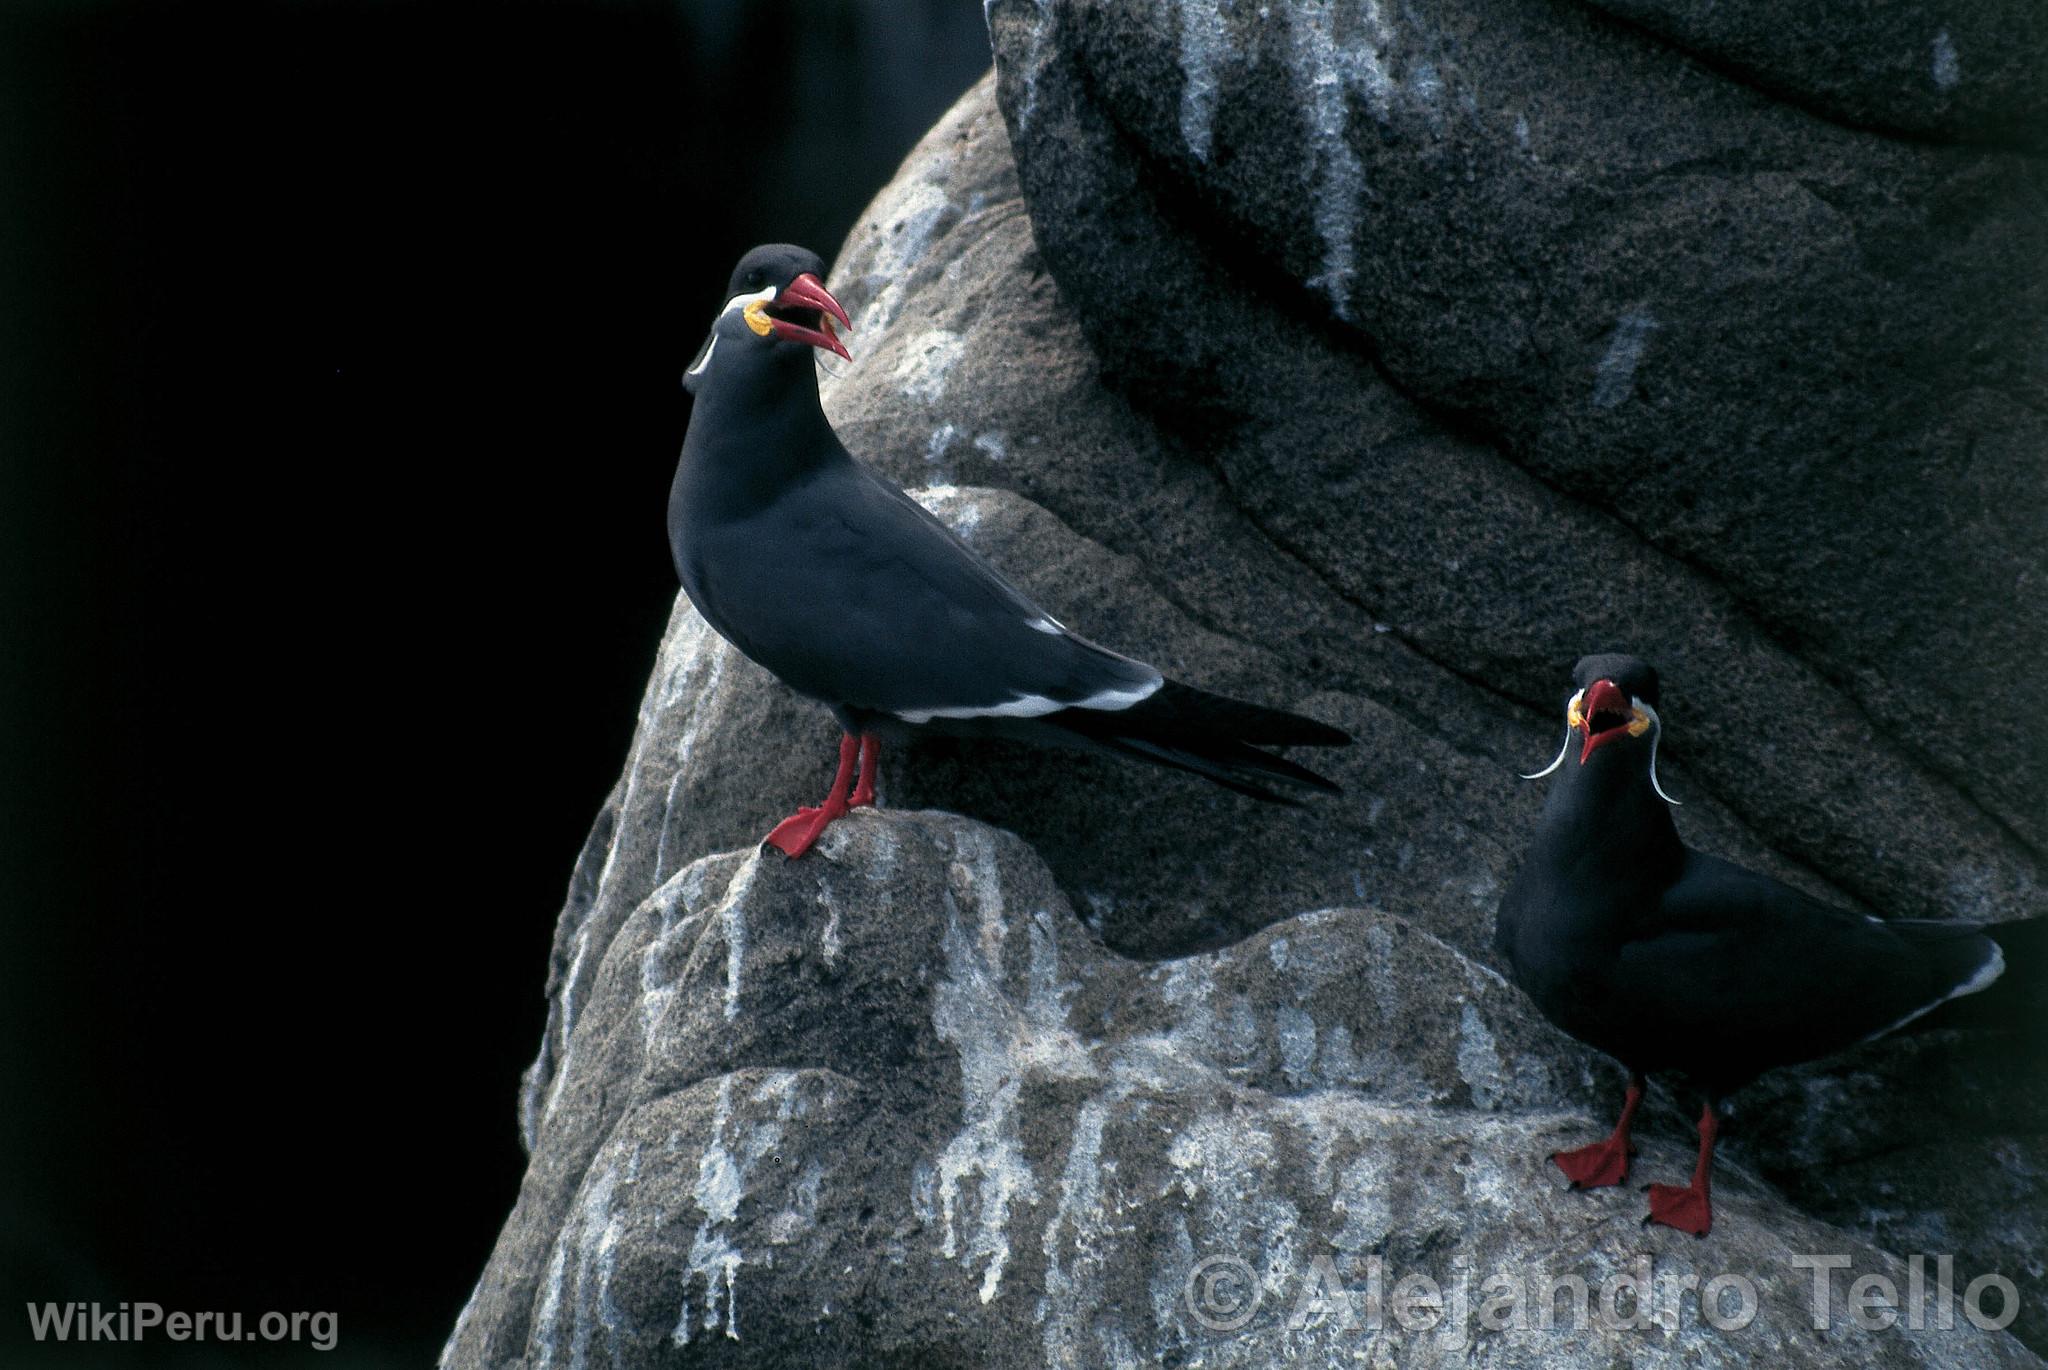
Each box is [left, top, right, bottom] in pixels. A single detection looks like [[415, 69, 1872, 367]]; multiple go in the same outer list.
[[989, 0, 2048, 857], [448, 28, 2046, 1368], [448, 814, 2035, 1367], [1578, 0, 2048, 148]]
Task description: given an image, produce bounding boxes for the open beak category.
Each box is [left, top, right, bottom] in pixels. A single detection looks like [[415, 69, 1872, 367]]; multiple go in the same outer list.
[[766, 272, 852, 360], [1574, 678, 1644, 764]]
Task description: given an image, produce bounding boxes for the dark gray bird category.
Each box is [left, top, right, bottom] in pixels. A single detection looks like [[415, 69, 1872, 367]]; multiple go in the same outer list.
[[1495, 653, 2040, 1235], [669, 244, 1348, 857]]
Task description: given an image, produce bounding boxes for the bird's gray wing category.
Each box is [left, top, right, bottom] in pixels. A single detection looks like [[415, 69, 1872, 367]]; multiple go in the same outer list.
[[1611, 852, 2000, 1066], [695, 462, 1162, 719]]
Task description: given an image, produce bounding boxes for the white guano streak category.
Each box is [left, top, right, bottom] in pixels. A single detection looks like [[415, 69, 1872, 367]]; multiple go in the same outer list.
[[1176, 0, 1232, 163], [926, 830, 1095, 1304], [1592, 308, 1660, 409], [1287, 0, 1397, 320]]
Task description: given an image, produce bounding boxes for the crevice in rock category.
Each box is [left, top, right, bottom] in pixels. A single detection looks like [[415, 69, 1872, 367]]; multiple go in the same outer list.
[[1056, 56, 2047, 883], [1205, 470, 1868, 918], [1040, 84, 1943, 903], [1566, 0, 2048, 161]]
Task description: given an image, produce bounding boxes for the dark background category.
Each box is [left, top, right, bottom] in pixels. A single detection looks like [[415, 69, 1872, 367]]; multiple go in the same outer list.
[[0, 1, 990, 1363]]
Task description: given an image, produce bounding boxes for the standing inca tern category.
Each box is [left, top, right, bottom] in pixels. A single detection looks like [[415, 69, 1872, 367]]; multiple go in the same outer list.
[[1494, 653, 2041, 1235], [669, 244, 1349, 857]]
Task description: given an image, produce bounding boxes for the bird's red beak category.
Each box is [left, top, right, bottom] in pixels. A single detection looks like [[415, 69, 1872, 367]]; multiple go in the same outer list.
[[768, 273, 852, 360], [1576, 678, 1636, 764]]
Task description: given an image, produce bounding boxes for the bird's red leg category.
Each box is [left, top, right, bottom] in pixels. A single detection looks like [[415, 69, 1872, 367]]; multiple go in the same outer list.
[[763, 733, 860, 858], [1646, 1103, 1718, 1236], [1552, 1074, 1644, 1189], [848, 734, 880, 808]]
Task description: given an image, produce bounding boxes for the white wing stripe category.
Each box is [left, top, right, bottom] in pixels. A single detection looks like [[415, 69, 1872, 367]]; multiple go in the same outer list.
[[892, 675, 1162, 726], [894, 695, 1068, 725], [1863, 940, 2006, 1042], [1070, 677, 1163, 711]]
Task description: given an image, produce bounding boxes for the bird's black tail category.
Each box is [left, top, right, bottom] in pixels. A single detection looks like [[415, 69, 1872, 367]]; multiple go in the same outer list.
[[1906, 916, 2048, 1038], [1056, 680, 1349, 802]]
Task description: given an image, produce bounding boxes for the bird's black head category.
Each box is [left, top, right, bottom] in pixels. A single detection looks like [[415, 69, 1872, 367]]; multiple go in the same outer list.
[[683, 243, 852, 394], [1524, 653, 1680, 802], [1571, 654, 1660, 711], [1566, 653, 1660, 766]]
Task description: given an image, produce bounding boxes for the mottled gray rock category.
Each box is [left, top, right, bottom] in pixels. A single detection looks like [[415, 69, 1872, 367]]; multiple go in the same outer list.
[[988, 0, 2048, 857], [1579, 0, 2048, 147], [461, 57, 2047, 1368], [816, 73, 1894, 955], [450, 815, 2036, 1368]]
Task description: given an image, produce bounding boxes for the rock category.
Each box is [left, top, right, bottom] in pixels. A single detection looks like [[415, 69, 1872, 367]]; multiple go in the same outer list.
[[448, 814, 2036, 1367], [1578, 0, 2048, 148], [987, 0, 2048, 858], [816, 72, 1891, 959], [457, 58, 2047, 1367]]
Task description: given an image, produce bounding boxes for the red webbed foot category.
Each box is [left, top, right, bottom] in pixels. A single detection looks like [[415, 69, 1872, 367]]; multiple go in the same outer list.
[[1645, 1182, 1712, 1236], [764, 803, 846, 858], [1644, 1102, 1719, 1235], [1554, 1076, 1644, 1190], [1552, 1136, 1635, 1189], [763, 734, 861, 858]]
